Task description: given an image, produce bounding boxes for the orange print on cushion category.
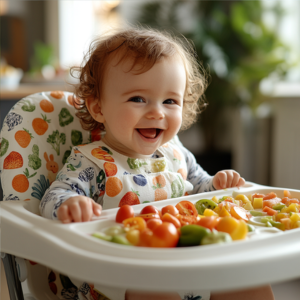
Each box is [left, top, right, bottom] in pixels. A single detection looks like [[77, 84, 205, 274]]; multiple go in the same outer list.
[[32, 114, 50, 135], [162, 143, 169, 148], [3, 151, 23, 169], [177, 168, 187, 180], [104, 162, 117, 177], [50, 91, 64, 99], [12, 174, 29, 193], [91, 148, 114, 162], [119, 190, 140, 207], [40, 99, 54, 113], [15, 129, 33, 148], [106, 177, 123, 197], [12, 168, 36, 193], [173, 149, 182, 161]]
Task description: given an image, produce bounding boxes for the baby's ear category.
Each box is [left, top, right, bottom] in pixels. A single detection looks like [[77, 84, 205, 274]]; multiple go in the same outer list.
[[86, 97, 105, 123]]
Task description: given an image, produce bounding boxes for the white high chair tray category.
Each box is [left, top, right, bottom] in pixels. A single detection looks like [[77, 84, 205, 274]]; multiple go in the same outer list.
[[1, 182, 300, 292]]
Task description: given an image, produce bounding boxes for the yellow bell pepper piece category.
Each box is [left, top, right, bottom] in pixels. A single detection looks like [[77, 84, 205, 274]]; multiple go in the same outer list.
[[211, 196, 219, 204], [235, 194, 251, 204], [243, 201, 254, 211], [203, 208, 218, 217], [290, 213, 300, 222], [253, 198, 263, 209], [230, 220, 248, 240], [213, 206, 221, 214], [219, 206, 231, 217], [282, 203, 299, 213], [275, 212, 290, 222]]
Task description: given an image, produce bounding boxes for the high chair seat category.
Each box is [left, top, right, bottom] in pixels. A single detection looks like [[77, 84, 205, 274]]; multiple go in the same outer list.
[[0, 91, 93, 211], [2, 92, 300, 300]]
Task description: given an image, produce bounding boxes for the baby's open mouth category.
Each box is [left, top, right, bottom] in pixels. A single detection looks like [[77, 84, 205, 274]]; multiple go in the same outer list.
[[137, 128, 162, 139]]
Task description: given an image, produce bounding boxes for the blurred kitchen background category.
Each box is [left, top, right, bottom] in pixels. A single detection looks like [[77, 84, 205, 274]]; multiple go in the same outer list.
[[1, 0, 300, 189]]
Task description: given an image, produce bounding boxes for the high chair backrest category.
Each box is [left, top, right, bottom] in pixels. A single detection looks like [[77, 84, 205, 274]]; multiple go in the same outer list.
[[0, 91, 97, 213]]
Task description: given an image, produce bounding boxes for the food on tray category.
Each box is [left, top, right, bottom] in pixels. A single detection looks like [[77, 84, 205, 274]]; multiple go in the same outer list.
[[91, 190, 300, 248]]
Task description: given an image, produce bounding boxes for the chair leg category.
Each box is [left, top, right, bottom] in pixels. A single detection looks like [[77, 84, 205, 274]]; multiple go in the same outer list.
[[1, 253, 25, 300]]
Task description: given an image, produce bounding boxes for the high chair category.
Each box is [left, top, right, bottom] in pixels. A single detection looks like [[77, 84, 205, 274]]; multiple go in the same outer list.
[[1, 91, 300, 300]]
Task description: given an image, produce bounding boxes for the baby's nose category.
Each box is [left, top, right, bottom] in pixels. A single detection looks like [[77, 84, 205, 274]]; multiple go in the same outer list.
[[146, 104, 165, 119]]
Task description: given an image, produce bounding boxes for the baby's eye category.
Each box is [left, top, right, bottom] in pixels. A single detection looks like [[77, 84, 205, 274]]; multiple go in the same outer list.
[[129, 96, 145, 103], [163, 99, 177, 105]]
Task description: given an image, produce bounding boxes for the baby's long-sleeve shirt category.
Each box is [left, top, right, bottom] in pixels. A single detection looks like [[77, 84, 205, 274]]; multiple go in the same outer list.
[[40, 141, 215, 219]]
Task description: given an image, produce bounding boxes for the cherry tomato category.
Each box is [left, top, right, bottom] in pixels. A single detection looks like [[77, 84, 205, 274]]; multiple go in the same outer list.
[[177, 214, 196, 226], [175, 201, 198, 225], [140, 205, 160, 215], [161, 205, 179, 216], [139, 228, 153, 247], [147, 218, 163, 231], [230, 206, 251, 221], [150, 222, 179, 248], [175, 201, 198, 217], [161, 213, 181, 228], [138, 213, 161, 222], [196, 216, 220, 230], [115, 205, 134, 223], [123, 217, 146, 232]]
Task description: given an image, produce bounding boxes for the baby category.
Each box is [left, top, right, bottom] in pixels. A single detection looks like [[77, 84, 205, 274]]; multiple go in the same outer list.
[[40, 27, 273, 300]]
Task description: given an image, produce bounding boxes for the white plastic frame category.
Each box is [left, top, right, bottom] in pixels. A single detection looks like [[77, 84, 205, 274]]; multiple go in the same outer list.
[[1, 182, 300, 294]]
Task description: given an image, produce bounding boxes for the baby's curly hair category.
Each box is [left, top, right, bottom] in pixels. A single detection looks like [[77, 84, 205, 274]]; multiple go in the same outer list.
[[71, 26, 208, 132]]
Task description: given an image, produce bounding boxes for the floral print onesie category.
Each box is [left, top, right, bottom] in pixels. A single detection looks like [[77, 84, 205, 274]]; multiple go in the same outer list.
[[40, 136, 215, 300]]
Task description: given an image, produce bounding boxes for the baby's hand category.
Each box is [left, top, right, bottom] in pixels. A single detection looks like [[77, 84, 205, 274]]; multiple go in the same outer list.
[[213, 170, 245, 190], [57, 196, 102, 223]]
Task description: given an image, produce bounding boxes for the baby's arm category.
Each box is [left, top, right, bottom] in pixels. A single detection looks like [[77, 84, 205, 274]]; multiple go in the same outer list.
[[40, 148, 103, 222], [179, 145, 245, 192]]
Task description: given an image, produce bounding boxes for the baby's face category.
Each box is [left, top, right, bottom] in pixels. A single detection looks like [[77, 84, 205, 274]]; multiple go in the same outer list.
[[95, 55, 186, 158]]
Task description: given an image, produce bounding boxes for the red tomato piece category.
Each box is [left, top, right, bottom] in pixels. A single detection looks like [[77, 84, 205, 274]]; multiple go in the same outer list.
[[196, 216, 220, 230], [282, 197, 299, 205], [230, 206, 251, 221], [161, 213, 181, 228], [150, 222, 179, 248], [161, 205, 179, 216], [146, 218, 163, 231], [140, 205, 160, 215], [263, 192, 277, 200], [115, 205, 134, 223], [138, 213, 161, 222], [175, 201, 198, 218], [123, 217, 147, 232], [177, 214, 197, 226], [139, 228, 153, 247], [263, 197, 282, 208], [263, 206, 278, 216], [252, 193, 265, 200]]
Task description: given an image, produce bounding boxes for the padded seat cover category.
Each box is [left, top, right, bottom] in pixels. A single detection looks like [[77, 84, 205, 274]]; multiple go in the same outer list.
[[0, 91, 97, 212]]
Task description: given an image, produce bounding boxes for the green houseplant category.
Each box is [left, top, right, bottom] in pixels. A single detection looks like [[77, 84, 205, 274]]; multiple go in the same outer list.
[[137, 0, 290, 151]]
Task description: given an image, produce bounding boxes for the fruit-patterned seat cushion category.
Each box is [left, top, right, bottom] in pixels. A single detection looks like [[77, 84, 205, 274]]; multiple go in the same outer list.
[[0, 91, 101, 213]]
